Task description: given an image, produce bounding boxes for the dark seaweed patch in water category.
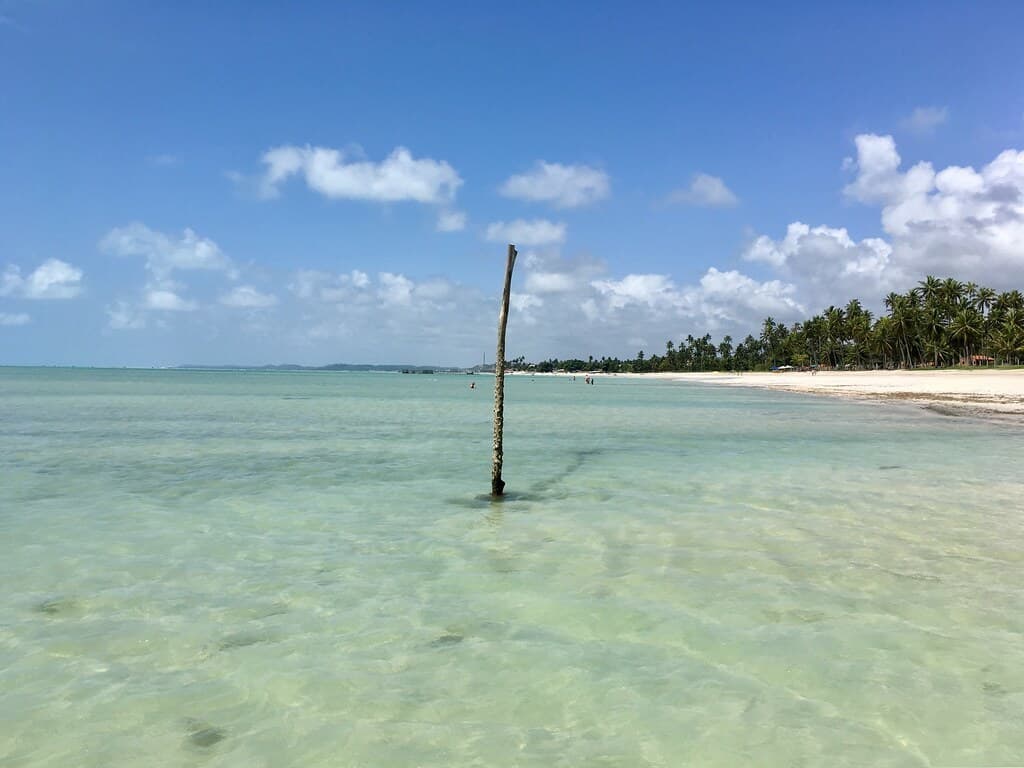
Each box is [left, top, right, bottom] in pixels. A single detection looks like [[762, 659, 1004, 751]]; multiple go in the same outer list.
[[218, 631, 273, 651], [923, 404, 970, 418], [447, 490, 545, 509], [34, 597, 76, 615], [254, 602, 289, 618], [430, 633, 464, 648], [448, 448, 603, 509], [184, 718, 226, 748], [762, 608, 826, 624], [528, 448, 601, 495]]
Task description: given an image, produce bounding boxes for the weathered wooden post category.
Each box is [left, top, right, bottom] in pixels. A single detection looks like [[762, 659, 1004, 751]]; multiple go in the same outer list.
[[492, 243, 517, 496]]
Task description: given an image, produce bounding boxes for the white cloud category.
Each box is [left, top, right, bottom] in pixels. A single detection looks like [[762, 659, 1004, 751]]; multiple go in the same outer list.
[[744, 221, 897, 303], [510, 293, 543, 311], [100, 224, 237, 325], [525, 271, 578, 293], [683, 268, 804, 325], [510, 292, 544, 325], [413, 278, 453, 301], [75, 136, 1024, 365], [592, 274, 678, 311], [106, 301, 146, 330], [739, 134, 1024, 315], [900, 106, 949, 135], [144, 289, 197, 311], [499, 162, 610, 208], [668, 173, 739, 207], [0, 312, 30, 326], [289, 269, 372, 303], [1, 259, 83, 299], [589, 269, 800, 330], [841, 133, 1024, 284], [101, 223, 235, 279], [258, 145, 462, 204], [485, 219, 566, 247], [842, 134, 909, 205], [436, 210, 467, 232], [219, 286, 279, 308], [378, 272, 415, 306]]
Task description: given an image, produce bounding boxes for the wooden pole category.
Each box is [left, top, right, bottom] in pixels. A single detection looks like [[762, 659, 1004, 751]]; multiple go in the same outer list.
[[492, 243, 517, 496]]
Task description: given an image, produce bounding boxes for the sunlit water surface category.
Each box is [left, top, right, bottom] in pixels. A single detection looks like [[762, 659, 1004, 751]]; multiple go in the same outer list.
[[2, 368, 1023, 767]]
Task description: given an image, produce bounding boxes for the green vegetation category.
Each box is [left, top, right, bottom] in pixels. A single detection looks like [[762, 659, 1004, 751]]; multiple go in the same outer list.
[[520, 277, 1024, 373]]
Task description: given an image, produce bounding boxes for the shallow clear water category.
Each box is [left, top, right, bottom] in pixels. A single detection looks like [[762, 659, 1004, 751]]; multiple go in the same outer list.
[[2, 367, 1023, 767]]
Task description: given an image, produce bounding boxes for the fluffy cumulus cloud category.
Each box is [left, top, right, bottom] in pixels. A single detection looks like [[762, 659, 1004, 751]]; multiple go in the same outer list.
[[744, 222, 897, 305], [219, 286, 278, 309], [144, 289, 197, 312], [282, 267, 489, 361], [258, 145, 462, 204], [588, 269, 800, 330], [424, 244, 802, 357], [744, 134, 1024, 312], [277, 250, 803, 361], [525, 271, 578, 294], [485, 219, 566, 247], [499, 162, 610, 208], [842, 133, 1024, 284], [668, 173, 738, 207], [592, 274, 678, 311], [100, 223, 240, 328], [377, 272, 414, 306], [69, 134, 1024, 364], [1, 259, 83, 299], [684, 268, 804, 325], [480, 134, 1024, 353], [289, 269, 372, 303], [900, 106, 949, 135], [101, 223, 235, 280]]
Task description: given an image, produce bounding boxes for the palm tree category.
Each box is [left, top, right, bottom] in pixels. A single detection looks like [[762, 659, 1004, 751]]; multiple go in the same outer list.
[[918, 275, 943, 306], [974, 286, 996, 317], [994, 322, 1024, 365], [941, 278, 966, 312], [920, 304, 947, 367], [718, 335, 734, 370], [761, 317, 778, 369], [871, 316, 896, 369], [948, 307, 982, 365], [885, 292, 918, 368], [824, 306, 847, 368]]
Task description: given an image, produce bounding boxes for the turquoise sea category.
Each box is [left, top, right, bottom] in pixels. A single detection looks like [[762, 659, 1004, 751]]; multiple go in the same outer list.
[[2, 367, 1023, 767]]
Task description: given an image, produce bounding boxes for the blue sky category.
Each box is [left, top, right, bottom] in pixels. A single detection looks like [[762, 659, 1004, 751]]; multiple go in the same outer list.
[[3, 1, 1024, 366]]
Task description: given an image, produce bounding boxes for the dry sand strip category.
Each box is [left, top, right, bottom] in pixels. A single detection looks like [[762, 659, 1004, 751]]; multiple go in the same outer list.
[[667, 369, 1024, 420]]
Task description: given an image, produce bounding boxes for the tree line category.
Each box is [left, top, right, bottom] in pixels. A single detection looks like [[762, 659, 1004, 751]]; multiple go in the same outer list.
[[519, 276, 1024, 373]]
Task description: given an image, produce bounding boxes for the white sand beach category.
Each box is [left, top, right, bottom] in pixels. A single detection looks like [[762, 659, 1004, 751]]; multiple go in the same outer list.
[[667, 369, 1024, 418], [509, 368, 1024, 418]]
